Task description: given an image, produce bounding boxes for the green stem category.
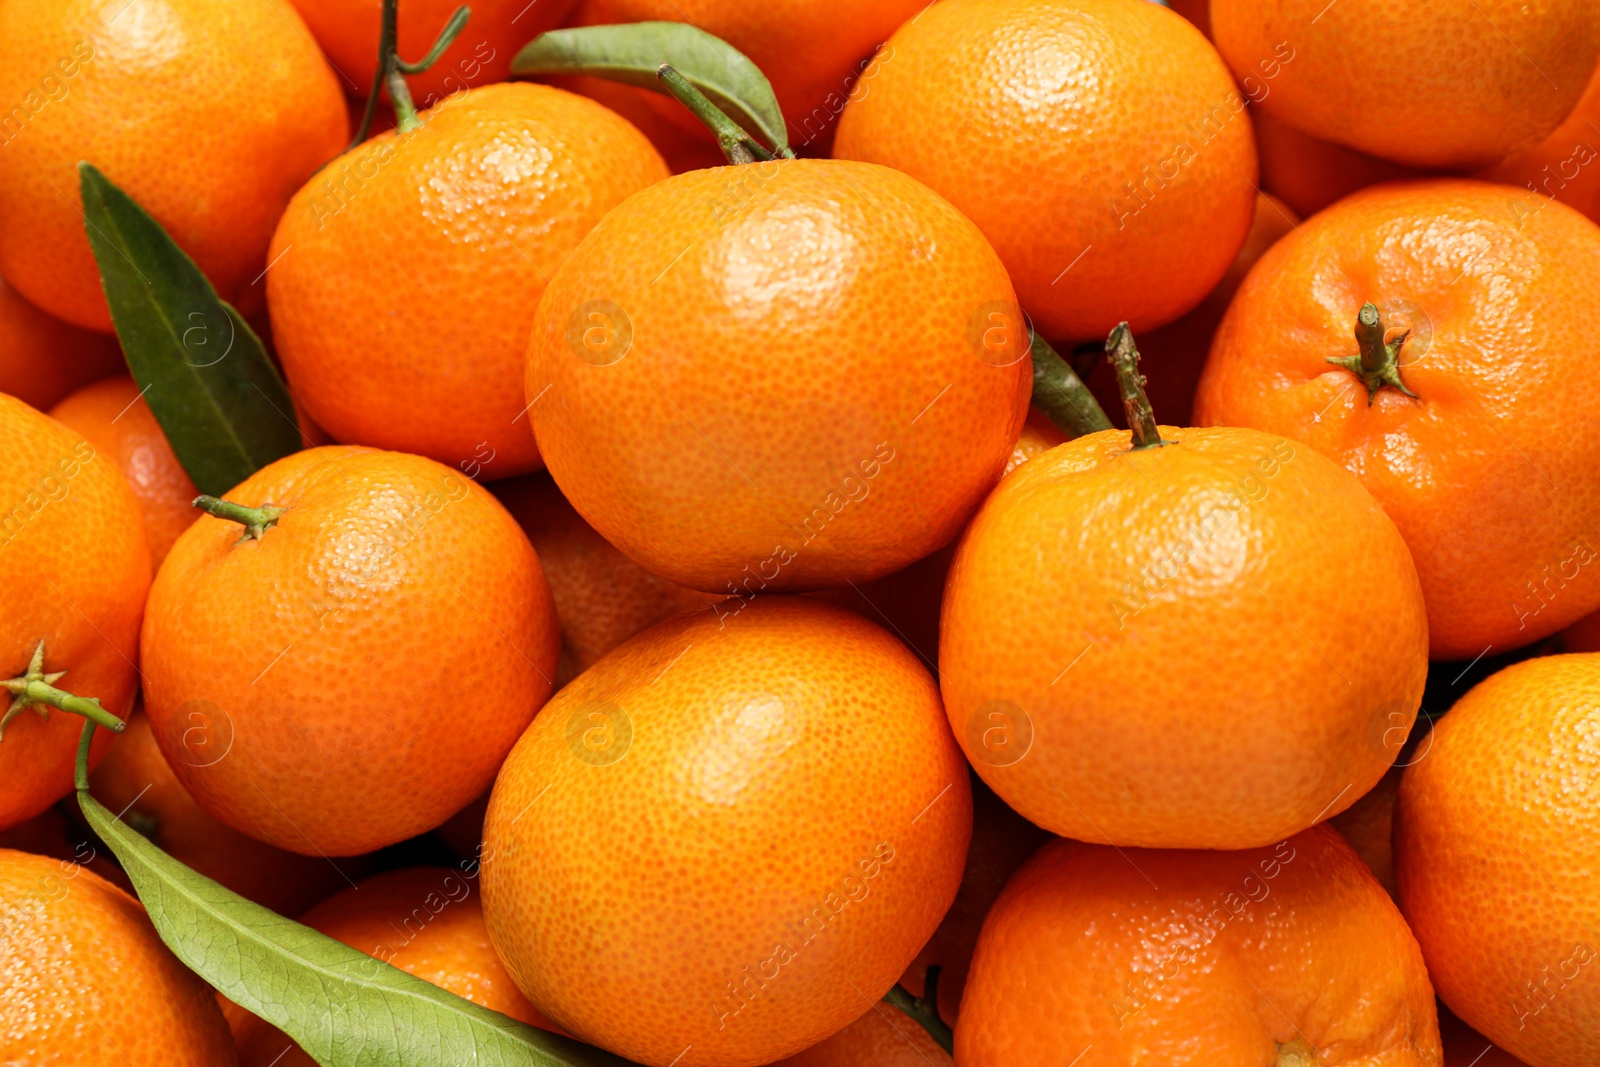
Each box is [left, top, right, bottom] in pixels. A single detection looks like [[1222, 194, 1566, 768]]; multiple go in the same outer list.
[[1325, 302, 1415, 402], [1106, 321, 1164, 449], [655, 64, 792, 165], [351, 0, 470, 145], [885, 965, 953, 1054], [396, 5, 470, 74], [193, 495, 286, 541], [1, 641, 126, 743], [75, 717, 96, 791], [1031, 331, 1114, 438]]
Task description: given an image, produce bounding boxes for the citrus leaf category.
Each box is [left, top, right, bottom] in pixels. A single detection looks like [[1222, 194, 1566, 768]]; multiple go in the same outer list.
[[77, 787, 638, 1067], [513, 22, 789, 154], [77, 162, 302, 497]]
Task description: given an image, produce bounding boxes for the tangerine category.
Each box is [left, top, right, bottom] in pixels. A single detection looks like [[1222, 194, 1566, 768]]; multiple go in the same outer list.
[[49, 376, 198, 571], [1196, 179, 1600, 659], [0, 393, 149, 832], [269, 81, 668, 478], [140, 445, 559, 856], [1395, 653, 1600, 1067], [0, 0, 348, 330], [834, 0, 1259, 342], [1212, 0, 1600, 169], [526, 158, 1030, 593], [481, 596, 972, 1067]]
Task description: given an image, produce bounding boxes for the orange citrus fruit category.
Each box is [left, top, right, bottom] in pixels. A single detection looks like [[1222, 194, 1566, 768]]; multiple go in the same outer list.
[[941, 411, 1427, 849], [233, 866, 560, 1067], [1212, 0, 1600, 169], [140, 445, 559, 856], [0, 393, 149, 832], [1254, 109, 1423, 219], [574, 0, 927, 151], [1196, 179, 1600, 659], [0, 847, 239, 1064], [89, 709, 357, 917], [481, 596, 972, 1067], [833, 0, 1259, 342], [770, 1003, 949, 1067], [493, 472, 716, 686], [288, 0, 576, 111], [1478, 61, 1600, 224], [1395, 653, 1600, 1067], [527, 158, 1030, 593], [49, 376, 198, 571], [0, 278, 122, 410], [269, 81, 667, 478], [1329, 764, 1403, 899], [956, 824, 1440, 1065], [0, 0, 348, 330]]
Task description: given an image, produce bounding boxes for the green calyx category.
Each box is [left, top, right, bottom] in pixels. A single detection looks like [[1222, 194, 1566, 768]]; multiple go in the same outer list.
[[1, 641, 126, 741], [1326, 302, 1416, 403], [193, 495, 286, 542], [352, 0, 470, 144]]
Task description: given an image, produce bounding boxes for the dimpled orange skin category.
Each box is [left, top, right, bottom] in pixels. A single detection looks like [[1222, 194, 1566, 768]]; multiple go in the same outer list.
[[234, 867, 560, 1067], [0, 394, 149, 832], [0, 848, 240, 1064], [493, 473, 717, 687], [941, 424, 1428, 850], [833, 0, 1258, 343], [481, 597, 972, 1067], [1330, 765, 1403, 898], [49, 376, 198, 571], [0, 0, 348, 331], [89, 711, 356, 917], [1213, 0, 1600, 170], [1254, 109, 1426, 220], [0, 279, 123, 410], [1195, 180, 1600, 660], [771, 1003, 950, 1067], [575, 0, 928, 151], [1395, 654, 1600, 1067], [288, 0, 576, 111], [269, 83, 667, 478], [1477, 61, 1600, 224], [140, 446, 559, 857], [957, 825, 1441, 1066], [527, 159, 1030, 594]]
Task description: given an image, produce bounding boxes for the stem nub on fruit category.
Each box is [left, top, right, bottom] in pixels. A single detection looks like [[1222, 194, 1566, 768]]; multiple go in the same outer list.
[[885, 965, 953, 1054], [654, 64, 795, 165], [1326, 302, 1416, 403], [1105, 321, 1164, 449], [1, 641, 126, 741], [352, 0, 470, 144], [193, 495, 286, 542]]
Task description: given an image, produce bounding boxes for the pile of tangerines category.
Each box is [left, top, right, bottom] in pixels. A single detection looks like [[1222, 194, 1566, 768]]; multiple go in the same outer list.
[[1, 0, 1597, 1065]]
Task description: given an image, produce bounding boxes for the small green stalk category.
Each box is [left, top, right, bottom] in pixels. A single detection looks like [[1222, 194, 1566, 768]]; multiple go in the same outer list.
[[352, 0, 471, 144], [1326, 302, 1415, 402], [1, 641, 126, 741], [1031, 332, 1114, 438], [885, 965, 953, 1054], [1106, 321, 1165, 449], [655, 64, 794, 165], [193, 495, 286, 542]]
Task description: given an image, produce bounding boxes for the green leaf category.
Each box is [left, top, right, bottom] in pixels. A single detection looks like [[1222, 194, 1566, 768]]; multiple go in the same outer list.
[[77, 162, 302, 497], [76, 787, 639, 1067], [513, 22, 790, 154]]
